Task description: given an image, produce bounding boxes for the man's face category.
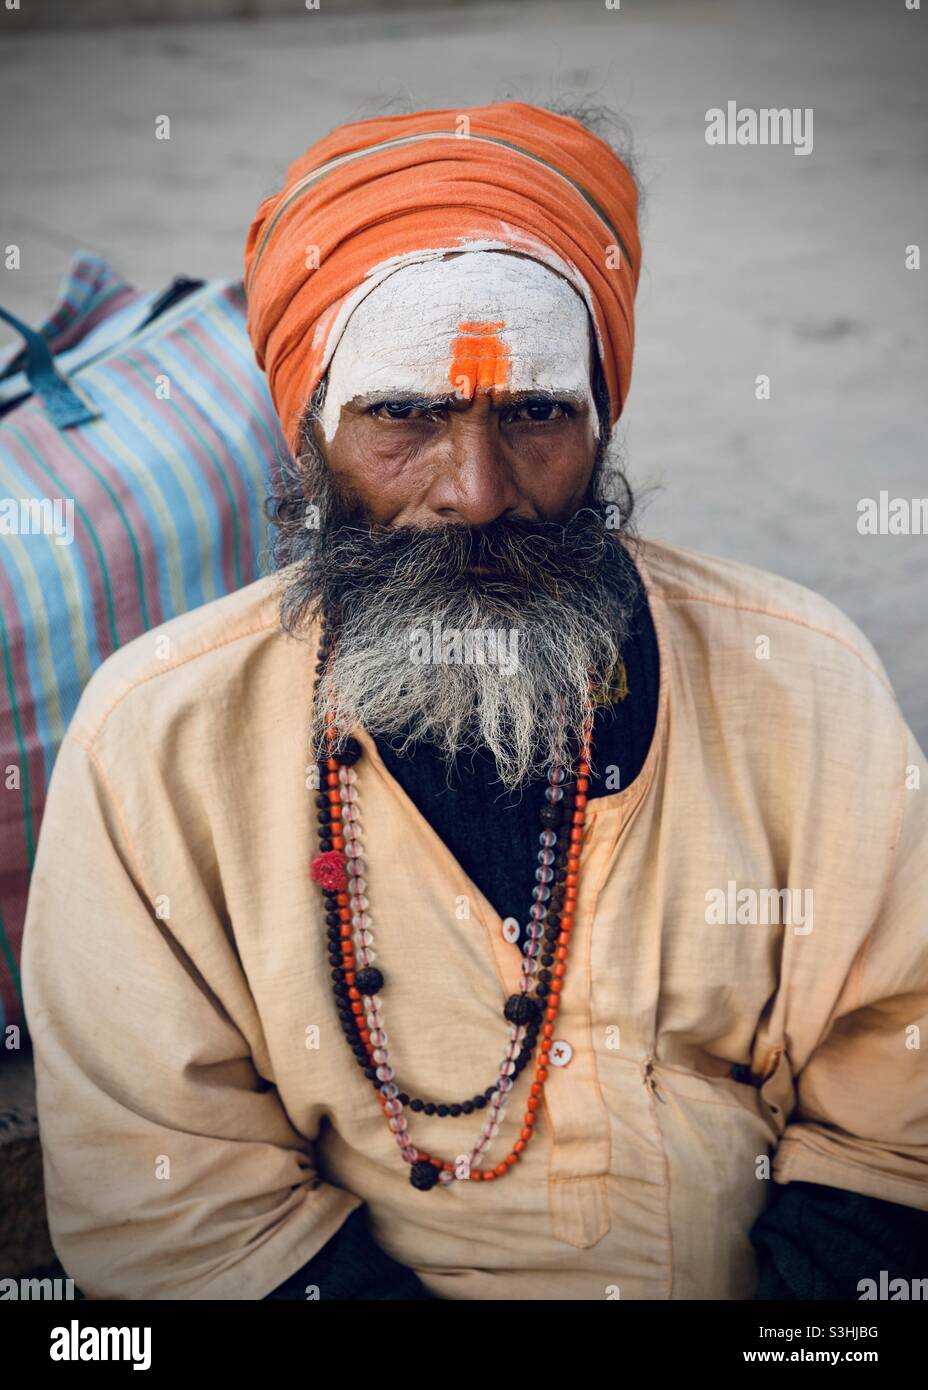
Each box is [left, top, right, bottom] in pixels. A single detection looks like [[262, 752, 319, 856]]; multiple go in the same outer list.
[[274, 249, 637, 790], [314, 251, 600, 534]]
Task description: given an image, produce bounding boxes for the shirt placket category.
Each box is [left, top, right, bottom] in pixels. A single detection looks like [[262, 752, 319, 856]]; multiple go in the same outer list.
[[479, 804, 615, 1248]]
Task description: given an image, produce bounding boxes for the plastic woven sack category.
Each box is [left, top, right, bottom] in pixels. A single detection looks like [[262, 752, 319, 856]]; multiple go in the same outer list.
[[0, 252, 289, 1043]]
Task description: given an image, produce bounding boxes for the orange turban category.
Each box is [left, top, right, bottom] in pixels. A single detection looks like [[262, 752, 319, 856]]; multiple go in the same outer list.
[[244, 101, 641, 459]]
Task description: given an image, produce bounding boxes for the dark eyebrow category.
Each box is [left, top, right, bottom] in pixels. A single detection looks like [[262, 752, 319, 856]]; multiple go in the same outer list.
[[348, 387, 590, 411]]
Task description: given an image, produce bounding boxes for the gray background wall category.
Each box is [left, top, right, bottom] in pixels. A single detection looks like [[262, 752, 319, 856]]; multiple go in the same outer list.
[[2, 0, 926, 746]]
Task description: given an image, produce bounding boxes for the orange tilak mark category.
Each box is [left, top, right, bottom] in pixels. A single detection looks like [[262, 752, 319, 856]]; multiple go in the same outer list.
[[448, 321, 511, 399]]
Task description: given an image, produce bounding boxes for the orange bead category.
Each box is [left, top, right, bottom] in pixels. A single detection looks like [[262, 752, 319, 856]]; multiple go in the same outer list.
[[482, 1170, 496, 1181], [530, 1082, 542, 1097], [555, 947, 568, 961], [576, 777, 590, 792], [536, 1068, 548, 1083], [494, 1163, 508, 1177], [520, 1127, 533, 1142], [565, 872, 578, 888], [543, 1024, 554, 1038], [550, 979, 563, 994], [514, 1140, 526, 1154], [505, 1154, 519, 1167], [554, 964, 566, 978], [469, 1169, 482, 1181], [527, 1096, 539, 1112]]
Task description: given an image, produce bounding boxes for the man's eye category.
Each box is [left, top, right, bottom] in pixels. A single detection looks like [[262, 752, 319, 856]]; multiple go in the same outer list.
[[507, 399, 572, 423], [370, 401, 433, 420]]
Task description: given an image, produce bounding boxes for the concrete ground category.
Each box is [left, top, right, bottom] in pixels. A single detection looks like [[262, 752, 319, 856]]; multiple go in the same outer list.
[[1, 0, 926, 746]]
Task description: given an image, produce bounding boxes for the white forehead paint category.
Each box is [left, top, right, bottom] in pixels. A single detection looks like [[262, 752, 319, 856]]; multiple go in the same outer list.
[[318, 251, 598, 443]]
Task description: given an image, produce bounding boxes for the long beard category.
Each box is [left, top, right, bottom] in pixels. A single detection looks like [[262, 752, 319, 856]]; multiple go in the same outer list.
[[268, 437, 640, 791]]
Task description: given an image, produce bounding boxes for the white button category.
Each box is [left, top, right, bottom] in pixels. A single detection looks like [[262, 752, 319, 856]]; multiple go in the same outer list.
[[549, 1039, 573, 1067], [501, 918, 520, 944]]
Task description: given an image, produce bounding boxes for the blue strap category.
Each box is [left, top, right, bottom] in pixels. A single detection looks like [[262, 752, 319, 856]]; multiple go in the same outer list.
[[0, 304, 100, 429]]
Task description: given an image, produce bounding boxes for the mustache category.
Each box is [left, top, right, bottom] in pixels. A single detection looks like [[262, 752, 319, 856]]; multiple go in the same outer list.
[[313, 509, 620, 596]]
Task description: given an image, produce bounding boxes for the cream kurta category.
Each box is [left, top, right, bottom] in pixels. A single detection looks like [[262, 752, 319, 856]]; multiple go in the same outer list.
[[20, 537, 928, 1300]]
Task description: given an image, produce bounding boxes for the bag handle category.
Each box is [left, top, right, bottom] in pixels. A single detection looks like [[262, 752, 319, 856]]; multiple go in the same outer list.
[[0, 304, 100, 429], [0, 274, 204, 428]]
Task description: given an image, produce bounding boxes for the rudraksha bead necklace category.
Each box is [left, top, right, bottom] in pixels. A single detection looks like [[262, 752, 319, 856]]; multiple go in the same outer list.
[[309, 617, 594, 1189]]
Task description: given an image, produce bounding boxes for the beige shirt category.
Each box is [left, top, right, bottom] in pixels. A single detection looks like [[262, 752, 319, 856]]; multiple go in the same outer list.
[[21, 537, 928, 1300]]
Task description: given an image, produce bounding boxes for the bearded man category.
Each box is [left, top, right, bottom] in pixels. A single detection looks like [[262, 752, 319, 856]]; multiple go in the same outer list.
[[22, 102, 928, 1302]]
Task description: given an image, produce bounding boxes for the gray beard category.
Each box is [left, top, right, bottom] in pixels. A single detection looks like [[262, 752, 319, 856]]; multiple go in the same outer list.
[[268, 425, 641, 792]]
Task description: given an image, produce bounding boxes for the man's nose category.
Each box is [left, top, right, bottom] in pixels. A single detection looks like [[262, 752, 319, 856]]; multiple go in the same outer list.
[[426, 410, 522, 526]]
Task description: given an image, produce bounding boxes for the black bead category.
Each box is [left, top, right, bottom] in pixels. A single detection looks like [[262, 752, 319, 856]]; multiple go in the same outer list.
[[354, 966, 384, 996], [398, 1093, 410, 1105], [410, 1099, 424, 1112], [539, 804, 562, 827], [449, 1104, 462, 1117], [424, 1103, 436, 1116], [436, 1105, 449, 1118], [410, 1160, 440, 1190], [504, 993, 541, 1026], [333, 737, 363, 766], [462, 1100, 474, 1114], [474, 1096, 487, 1109]]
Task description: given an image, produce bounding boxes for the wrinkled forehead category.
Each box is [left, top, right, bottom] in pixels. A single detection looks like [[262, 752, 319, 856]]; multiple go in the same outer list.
[[318, 250, 598, 442]]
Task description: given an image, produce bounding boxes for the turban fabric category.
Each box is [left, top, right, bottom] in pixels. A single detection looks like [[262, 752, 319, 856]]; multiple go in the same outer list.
[[243, 101, 641, 458]]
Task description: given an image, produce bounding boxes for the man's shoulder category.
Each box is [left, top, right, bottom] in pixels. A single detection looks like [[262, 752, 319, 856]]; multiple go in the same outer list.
[[67, 568, 308, 749], [635, 535, 893, 695]]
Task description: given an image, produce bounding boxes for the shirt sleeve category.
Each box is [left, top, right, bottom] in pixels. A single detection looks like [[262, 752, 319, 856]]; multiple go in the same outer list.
[[772, 724, 928, 1211], [20, 728, 362, 1300]]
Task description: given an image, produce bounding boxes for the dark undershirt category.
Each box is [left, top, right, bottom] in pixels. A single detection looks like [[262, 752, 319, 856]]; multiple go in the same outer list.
[[374, 553, 660, 930], [267, 555, 928, 1299]]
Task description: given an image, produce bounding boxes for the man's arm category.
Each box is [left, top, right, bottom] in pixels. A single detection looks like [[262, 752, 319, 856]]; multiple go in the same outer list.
[[21, 729, 361, 1300], [755, 722, 928, 1296]]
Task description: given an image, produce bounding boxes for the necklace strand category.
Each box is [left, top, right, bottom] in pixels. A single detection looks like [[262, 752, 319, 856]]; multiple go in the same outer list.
[[310, 618, 594, 1188]]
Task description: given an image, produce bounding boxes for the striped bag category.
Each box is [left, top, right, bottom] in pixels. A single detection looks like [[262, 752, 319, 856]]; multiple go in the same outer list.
[[0, 253, 289, 1044]]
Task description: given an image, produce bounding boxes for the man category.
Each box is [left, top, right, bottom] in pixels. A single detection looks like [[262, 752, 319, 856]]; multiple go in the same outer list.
[[21, 101, 928, 1301]]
